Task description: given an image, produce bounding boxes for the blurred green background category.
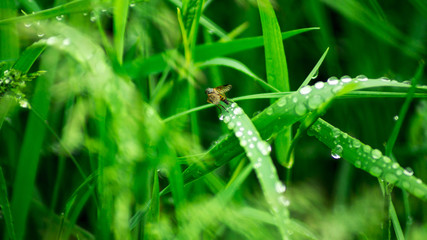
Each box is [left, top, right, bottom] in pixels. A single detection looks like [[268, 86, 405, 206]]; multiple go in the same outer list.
[[0, 0, 426, 239]]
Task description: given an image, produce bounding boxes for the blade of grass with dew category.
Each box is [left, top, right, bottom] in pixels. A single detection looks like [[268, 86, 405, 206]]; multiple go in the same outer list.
[[198, 57, 279, 92], [170, 78, 427, 192], [307, 118, 427, 201], [257, 0, 291, 168], [113, 0, 130, 64], [125, 28, 319, 78], [0, 166, 16, 240], [211, 101, 290, 239]]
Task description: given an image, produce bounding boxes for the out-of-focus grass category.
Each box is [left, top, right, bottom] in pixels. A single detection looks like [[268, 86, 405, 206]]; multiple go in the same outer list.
[[0, 1, 426, 240]]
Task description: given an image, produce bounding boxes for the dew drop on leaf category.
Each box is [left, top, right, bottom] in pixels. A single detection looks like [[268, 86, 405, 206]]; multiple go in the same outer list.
[[314, 81, 325, 89], [356, 75, 368, 81], [371, 149, 382, 160], [327, 76, 339, 85]]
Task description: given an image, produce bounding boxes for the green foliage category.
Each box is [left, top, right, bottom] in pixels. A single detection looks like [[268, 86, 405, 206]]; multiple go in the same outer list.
[[0, 0, 427, 240]]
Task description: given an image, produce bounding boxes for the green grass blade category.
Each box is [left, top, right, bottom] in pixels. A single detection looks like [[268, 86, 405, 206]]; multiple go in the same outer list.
[[113, 0, 130, 64], [12, 41, 46, 73], [199, 57, 279, 92], [308, 118, 427, 201], [297, 48, 329, 90], [257, 0, 291, 168], [0, 166, 16, 240], [125, 28, 319, 78]]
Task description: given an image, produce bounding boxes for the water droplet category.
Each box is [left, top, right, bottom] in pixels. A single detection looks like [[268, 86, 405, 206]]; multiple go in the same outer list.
[[24, 23, 32, 28], [56, 15, 64, 21], [83, 12, 88, 16], [62, 38, 71, 46], [331, 128, 340, 138], [299, 85, 312, 95], [403, 168, 414, 176], [266, 108, 274, 115], [227, 121, 235, 130], [340, 75, 352, 83], [356, 75, 368, 81], [252, 137, 258, 142], [249, 143, 255, 149], [275, 181, 287, 193], [327, 76, 339, 85], [235, 131, 243, 137], [396, 169, 402, 175], [240, 140, 247, 147], [369, 166, 382, 177], [236, 121, 242, 126], [239, 127, 244, 131], [314, 81, 325, 89], [331, 145, 343, 159], [354, 160, 362, 168], [278, 196, 290, 206], [37, 32, 45, 38], [223, 116, 230, 123], [380, 77, 391, 82], [18, 99, 29, 108], [277, 97, 287, 107], [247, 130, 253, 135], [383, 156, 391, 163], [402, 181, 410, 189], [254, 162, 261, 168], [233, 107, 243, 115], [392, 163, 399, 169], [130, 2, 136, 7], [257, 141, 271, 155], [295, 103, 307, 116], [393, 115, 399, 121], [363, 145, 372, 153], [307, 95, 323, 110], [371, 149, 382, 160], [219, 115, 224, 121], [90, 11, 97, 22], [385, 173, 398, 184]]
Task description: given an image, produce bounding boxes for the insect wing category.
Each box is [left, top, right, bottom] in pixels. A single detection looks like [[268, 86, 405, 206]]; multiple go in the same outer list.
[[215, 84, 232, 95]]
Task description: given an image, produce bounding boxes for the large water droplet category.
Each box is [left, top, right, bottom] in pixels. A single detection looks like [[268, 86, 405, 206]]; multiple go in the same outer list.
[[393, 115, 399, 121], [233, 107, 243, 115], [295, 103, 307, 116], [340, 75, 352, 83], [403, 168, 414, 176], [327, 76, 339, 85], [277, 97, 287, 107], [314, 81, 325, 89], [331, 145, 343, 159], [380, 77, 391, 82], [266, 107, 274, 115], [299, 85, 312, 95], [275, 181, 287, 193], [369, 166, 382, 177], [308, 95, 323, 110], [371, 149, 382, 160], [257, 141, 271, 156], [223, 116, 231, 123], [235, 131, 243, 137], [356, 75, 368, 81]]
